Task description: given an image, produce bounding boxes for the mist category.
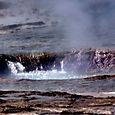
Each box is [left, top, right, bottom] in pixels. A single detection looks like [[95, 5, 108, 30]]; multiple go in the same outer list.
[[0, 0, 115, 48], [44, 0, 115, 48], [50, 0, 92, 48]]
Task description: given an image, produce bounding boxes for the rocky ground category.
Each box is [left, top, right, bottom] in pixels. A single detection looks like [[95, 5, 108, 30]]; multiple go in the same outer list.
[[0, 75, 115, 115], [0, 90, 114, 115]]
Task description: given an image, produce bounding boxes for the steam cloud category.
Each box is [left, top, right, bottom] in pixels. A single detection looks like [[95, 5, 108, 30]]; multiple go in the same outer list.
[[0, 0, 115, 48], [45, 0, 115, 48]]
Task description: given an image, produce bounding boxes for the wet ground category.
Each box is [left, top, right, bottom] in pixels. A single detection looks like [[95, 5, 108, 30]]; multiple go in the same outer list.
[[0, 75, 115, 94], [0, 90, 115, 115], [0, 75, 114, 114], [0, 76, 114, 115]]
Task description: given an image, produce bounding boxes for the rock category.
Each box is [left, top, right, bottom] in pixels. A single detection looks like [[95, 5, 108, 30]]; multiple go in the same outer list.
[[0, 55, 10, 75], [0, 21, 46, 31], [0, 49, 115, 75], [63, 48, 115, 75], [0, 52, 66, 75], [15, 52, 64, 71], [84, 75, 115, 81]]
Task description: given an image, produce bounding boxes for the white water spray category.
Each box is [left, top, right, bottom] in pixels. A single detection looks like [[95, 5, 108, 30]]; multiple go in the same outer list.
[[8, 61, 25, 74], [60, 60, 65, 72], [7, 61, 87, 80]]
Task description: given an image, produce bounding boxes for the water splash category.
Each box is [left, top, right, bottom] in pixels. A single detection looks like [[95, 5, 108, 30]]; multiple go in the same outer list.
[[40, 65, 43, 70], [8, 61, 25, 74], [8, 61, 18, 74], [7, 61, 88, 80], [60, 60, 65, 73]]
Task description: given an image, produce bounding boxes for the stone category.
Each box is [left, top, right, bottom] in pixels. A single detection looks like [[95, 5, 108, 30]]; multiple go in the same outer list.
[[63, 49, 115, 75]]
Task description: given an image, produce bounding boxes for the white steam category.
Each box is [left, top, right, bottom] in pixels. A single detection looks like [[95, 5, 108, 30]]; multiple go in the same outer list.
[[45, 0, 115, 48], [0, 0, 115, 48]]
